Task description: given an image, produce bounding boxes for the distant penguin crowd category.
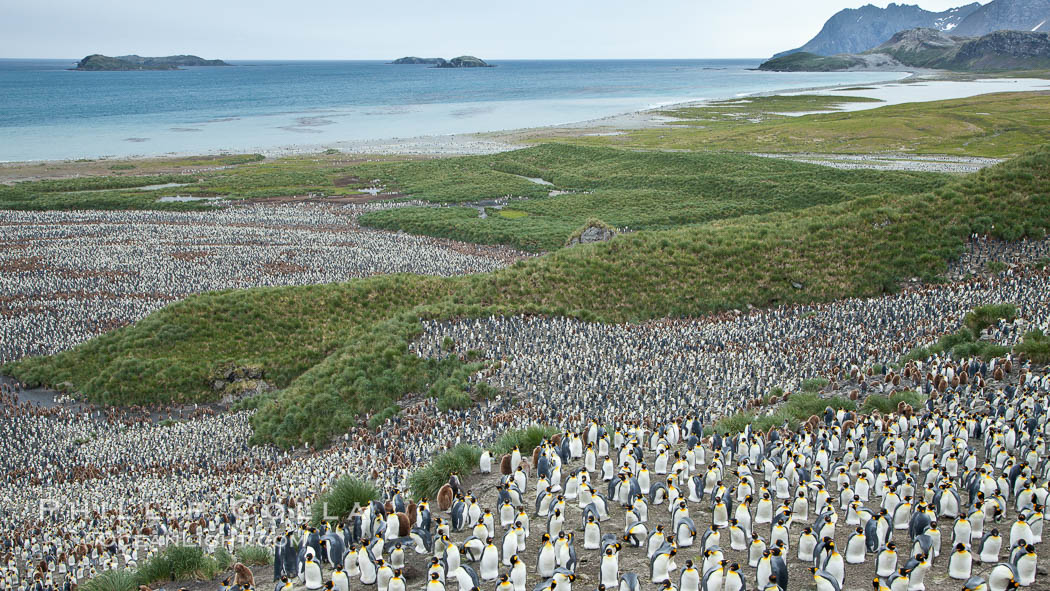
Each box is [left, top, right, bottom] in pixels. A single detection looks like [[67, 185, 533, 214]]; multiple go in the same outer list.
[[0, 203, 528, 364]]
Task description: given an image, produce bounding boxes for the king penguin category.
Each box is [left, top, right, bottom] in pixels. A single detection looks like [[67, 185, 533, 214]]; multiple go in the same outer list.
[[949, 543, 973, 580]]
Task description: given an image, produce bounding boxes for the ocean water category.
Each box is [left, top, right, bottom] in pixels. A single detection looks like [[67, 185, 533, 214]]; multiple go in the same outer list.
[[0, 59, 907, 162]]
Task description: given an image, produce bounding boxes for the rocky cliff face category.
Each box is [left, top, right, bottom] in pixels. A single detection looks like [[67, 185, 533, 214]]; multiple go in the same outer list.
[[775, 2, 981, 57], [952, 0, 1050, 36], [952, 29, 1050, 68], [873, 28, 966, 67]]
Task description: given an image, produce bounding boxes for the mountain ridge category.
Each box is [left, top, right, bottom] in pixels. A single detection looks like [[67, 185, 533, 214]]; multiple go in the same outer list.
[[774, 2, 981, 58], [760, 27, 1050, 71], [952, 0, 1050, 36]]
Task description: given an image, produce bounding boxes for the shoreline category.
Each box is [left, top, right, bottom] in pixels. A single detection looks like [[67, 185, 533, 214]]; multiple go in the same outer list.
[[1, 71, 919, 166], [2, 72, 1049, 168]]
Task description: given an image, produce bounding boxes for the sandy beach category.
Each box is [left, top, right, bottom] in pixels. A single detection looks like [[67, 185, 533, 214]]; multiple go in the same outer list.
[[230, 75, 1050, 160], [2, 74, 1048, 173]]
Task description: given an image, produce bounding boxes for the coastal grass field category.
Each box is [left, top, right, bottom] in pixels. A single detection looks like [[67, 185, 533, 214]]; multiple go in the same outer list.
[[3, 91, 1048, 213], [6, 142, 1050, 447], [357, 144, 948, 250], [540, 91, 1050, 158]]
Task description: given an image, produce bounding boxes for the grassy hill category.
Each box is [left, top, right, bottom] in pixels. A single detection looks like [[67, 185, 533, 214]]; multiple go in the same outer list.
[[6, 144, 1049, 447], [358, 144, 947, 251], [758, 52, 867, 72]]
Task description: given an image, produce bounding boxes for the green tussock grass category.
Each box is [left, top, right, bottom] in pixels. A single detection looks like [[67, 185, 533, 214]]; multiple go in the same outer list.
[[311, 476, 380, 526], [548, 92, 1050, 159], [0, 175, 217, 211], [407, 444, 481, 500], [82, 545, 244, 591], [904, 304, 1017, 362], [707, 392, 857, 435], [6, 144, 1050, 448], [235, 546, 273, 566], [359, 144, 947, 251], [862, 391, 927, 414], [964, 303, 1017, 333], [5, 275, 455, 406], [368, 405, 402, 429], [136, 546, 231, 584], [81, 570, 137, 591], [192, 152, 550, 201], [801, 377, 829, 392], [1016, 329, 1050, 364], [489, 425, 560, 457]]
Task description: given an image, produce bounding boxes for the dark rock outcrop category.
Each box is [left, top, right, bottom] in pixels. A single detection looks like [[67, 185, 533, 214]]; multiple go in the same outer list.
[[566, 219, 616, 248]]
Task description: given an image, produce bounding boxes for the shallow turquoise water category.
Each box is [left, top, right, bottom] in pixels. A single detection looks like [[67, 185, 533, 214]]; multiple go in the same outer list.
[[0, 59, 906, 161]]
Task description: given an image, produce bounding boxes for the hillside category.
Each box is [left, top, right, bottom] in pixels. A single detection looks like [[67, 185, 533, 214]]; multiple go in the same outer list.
[[357, 144, 946, 251], [115, 54, 228, 67], [390, 57, 443, 64], [757, 52, 869, 72], [953, 29, 1050, 68], [871, 27, 965, 67], [74, 55, 176, 71], [952, 0, 1050, 36], [773, 2, 981, 57], [758, 51, 898, 72], [760, 28, 1050, 71], [74, 54, 228, 71], [6, 143, 1049, 447]]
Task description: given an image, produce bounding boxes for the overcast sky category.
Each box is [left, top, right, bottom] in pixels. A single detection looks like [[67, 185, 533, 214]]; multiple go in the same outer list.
[[2, 1, 987, 60]]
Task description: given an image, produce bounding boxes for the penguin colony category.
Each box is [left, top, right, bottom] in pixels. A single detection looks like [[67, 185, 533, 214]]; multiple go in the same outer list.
[[0, 246, 1048, 591], [272, 346, 1050, 591], [413, 271, 1050, 414], [0, 203, 527, 364]]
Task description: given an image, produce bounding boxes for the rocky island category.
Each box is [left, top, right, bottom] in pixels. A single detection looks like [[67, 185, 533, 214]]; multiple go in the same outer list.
[[391, 55, 493, 68], [390, 56, 443, 64], [73, 54, 229, 71]]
